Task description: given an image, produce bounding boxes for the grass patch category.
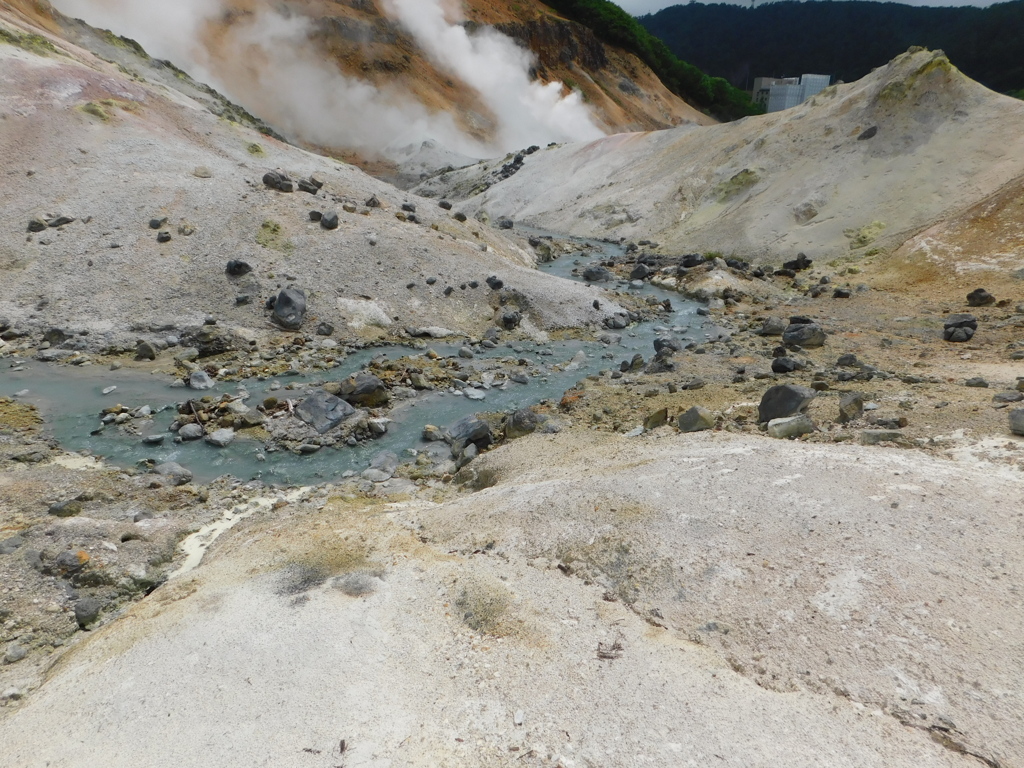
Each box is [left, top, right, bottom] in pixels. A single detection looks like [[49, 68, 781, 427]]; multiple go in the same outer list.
[[844, 221, 887, 249], [0, 27, 60, 56], [247, 142, 265, 156], [256, 219, 293, 253], [455, 577, 514, 636]]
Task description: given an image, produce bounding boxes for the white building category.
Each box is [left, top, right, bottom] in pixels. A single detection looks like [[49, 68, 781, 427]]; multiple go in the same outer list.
[[753, 74, 832, 113]]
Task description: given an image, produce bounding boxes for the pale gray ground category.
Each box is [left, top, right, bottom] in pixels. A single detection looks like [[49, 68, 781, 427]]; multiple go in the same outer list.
[[418, 50, 1024, 263]]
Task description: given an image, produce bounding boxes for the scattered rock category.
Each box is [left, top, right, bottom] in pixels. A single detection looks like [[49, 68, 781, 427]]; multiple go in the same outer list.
[[583, 265, 613, 282], [838, 393, 864, 423], [859, 429, 906, 445], [993, 391, 1024, 403], [74, 598, 102, 629], [967, 288, 995, 307], [4, 643, 28, 664], [339, 373, 389, 407], [758, 317, 786, 336], [677, 406, 715, 433], [263, 170, 294, 192], [505, 408, 539, 440], [362, 451, 399, 482], [135, 341, 158, 361], [943, 313, 977, 342], [758, 384, 816, 423], [644, 408, 669, 430], [48, 500, 83, 518], [1010, 409, 1024, 436], [782, 322, 827, 348], [156, 231, 172, 243], [226, 260, 252, 276], [0, 536, 25, 556], [772, 357, 801, 373], [320, 211, 339, 230], [767, 414, 815, 439], [445, 416, 492, 458], [965, 377, 989, 388], [178, 423, 204, 441], [272, 288, 307, 330]]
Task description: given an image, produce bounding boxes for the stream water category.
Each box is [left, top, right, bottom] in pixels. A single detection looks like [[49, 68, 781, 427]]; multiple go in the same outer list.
[[1, 236, 715, 485]]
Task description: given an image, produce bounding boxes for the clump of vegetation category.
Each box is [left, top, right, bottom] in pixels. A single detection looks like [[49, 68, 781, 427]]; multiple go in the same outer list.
[[844, 221, 887, 249], [256, 219, 293, 253], [80, 101, 110, 121], [0, 26, 60, 56], [714, 168, 760, 201], [101, 29, 149, 59], [247, 142, 265, 156], [539, 0, 762, 120], [79, 99, 138, 121], [454, 577, 513, 636]]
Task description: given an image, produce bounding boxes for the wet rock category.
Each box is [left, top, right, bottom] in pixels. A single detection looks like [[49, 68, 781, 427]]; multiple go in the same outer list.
[[459, 346, 475, 359], [758, 384, 816, 423], [838, 393, 864, 423], [295, 391, 355, 433], [226, 259, 252, 276], [154, 462, 192, 485], [339, 373, 389, 407], [943, 313, 977, 342], [205, 428, 235, 447], [188, 371, 215, 390], [582, 265, 613, 282], [178, 423, 204, 441], [782, 322, 827, 348], [767, 414, 815, 439], [653, 337, 682, 355], [422, 424, 444, 442], [505, 408, 539, 440], [1010, 409, 1024, 436], [74, 597, 102, 629], [272, 288, 307, 330], [142, 434, 165, 445], [445, 416, 492, 458], [678, 406, 715, 433], [361, 451, 399, 482], [967, 288, 995, 307], [758, 316, 786, 336]]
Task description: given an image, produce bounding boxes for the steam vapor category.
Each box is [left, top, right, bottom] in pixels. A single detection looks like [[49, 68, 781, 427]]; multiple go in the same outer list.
[[50, 0, 605, 158]]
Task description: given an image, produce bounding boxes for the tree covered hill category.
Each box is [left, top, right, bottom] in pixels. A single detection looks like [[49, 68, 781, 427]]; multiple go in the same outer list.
[[639, 0, 1024, 97], [540, 0, 764, 119]]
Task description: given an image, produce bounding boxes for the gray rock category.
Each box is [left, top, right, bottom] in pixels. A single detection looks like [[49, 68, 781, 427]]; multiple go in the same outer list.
[[758, 384, 816, 423], [226, 259, 252, 276], [965, 377, 988, 388], [838, 393, 864, 423], [361, 451, 399, 482], [505, 408, 539, 440], [837, 353, 859, 367], [272, 288, 307, 330], [142, 434, 166, 445], [4, 644, 28, 664], [1010, 409, 1024, 436], [782, 322, 827, 348], [188, 371, 215, 390], [644, 408, 669, 430], [178, 423, 204, 441], [295, 444, 320, 454], [966, 288, 995, 307], [455, 442, 479, 469], [758, 316, 786, 336], [993, 391, 1024, 403], [501, 310, 522, 330], [772, 357, 801, 374], [458, 346, 475, 359], [859, 429, 906, 445], [205, 428, 235, 447], [0, 536, 25, 556], [767, 414, 815, 439], [295, 391, 356, 433], [321, 211, 339, 230], [677, 406, 715, 433], [339, 373, 389, 407], [74, 597, 102, 628], [154, 462, 192, 485]]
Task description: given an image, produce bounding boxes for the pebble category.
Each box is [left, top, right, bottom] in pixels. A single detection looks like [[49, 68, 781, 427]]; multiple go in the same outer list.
[[102, 385, 117, 395]]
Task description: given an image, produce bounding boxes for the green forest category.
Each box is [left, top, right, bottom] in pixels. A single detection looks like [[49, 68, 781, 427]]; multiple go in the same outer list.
[[639, 0, 1024, 97], [539, 0, 764, 119]]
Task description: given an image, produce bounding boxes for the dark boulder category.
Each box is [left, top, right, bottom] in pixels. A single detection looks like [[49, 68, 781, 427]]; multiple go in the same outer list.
[[758, 384, 816, 423], [339, 373, 389, 407], [771, 357, 801, 373], [272, 288, 306, 330], [226, 259, 252, 276], [486, 275, 504, 290], [320, 211, 339, 230], [783, 322, 827, 348], [445, 415, 492, 457], [838, 393, 864, 423], [630, 264, 652, 280], [496, 216, 514, 230], [439, 200, 453, 210], [967, 288, 995, 307], [681, 254, 706, 268], [295, 391, 355, 434], [500, 310, 522, 330], [582, 265, 613, 282], [943, 313, 977, 342], [504, 408, 539, 440], [783, 253, 812, 271], [262, 170, 294, 192]]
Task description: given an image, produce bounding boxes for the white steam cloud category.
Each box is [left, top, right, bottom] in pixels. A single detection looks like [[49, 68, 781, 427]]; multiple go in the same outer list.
[[50, 0, 605, 158]]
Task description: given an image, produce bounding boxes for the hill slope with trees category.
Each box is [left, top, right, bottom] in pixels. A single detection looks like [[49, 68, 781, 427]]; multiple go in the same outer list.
[[640, 0, 1024, 97]]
